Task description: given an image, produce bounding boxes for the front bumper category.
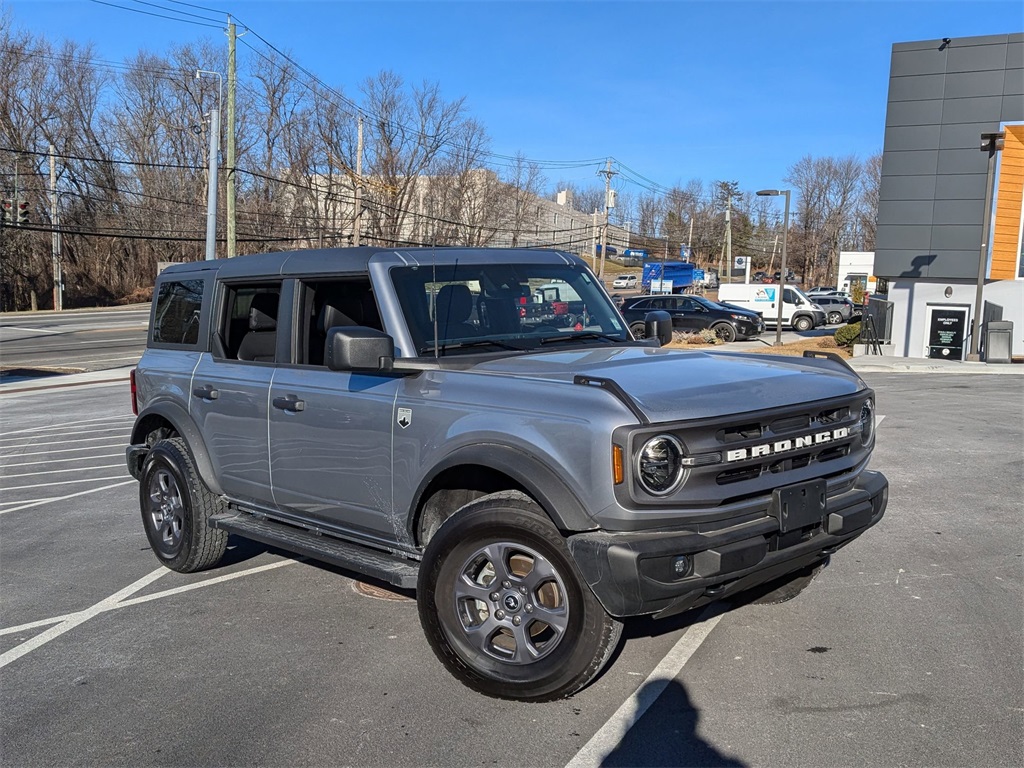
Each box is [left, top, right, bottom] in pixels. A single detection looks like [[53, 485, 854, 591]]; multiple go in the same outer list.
[[567, 470, 887, 619]]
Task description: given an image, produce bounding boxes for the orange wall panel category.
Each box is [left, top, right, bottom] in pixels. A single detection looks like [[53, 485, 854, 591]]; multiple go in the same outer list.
[[990, 124, 1024, 280]]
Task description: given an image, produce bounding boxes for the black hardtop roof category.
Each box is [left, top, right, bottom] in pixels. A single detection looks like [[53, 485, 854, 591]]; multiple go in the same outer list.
[[157, 246, 583, 280]]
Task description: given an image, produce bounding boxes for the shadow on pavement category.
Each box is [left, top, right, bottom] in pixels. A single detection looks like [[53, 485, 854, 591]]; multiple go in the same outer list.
[[601, 678, 745, 767]]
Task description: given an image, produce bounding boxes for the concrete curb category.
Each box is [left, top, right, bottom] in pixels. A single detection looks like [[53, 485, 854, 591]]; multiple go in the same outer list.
[[0, 366, 134, 395]]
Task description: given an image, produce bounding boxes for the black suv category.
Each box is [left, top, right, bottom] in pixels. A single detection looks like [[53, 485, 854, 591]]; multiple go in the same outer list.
[[620, 294, 764, 342]]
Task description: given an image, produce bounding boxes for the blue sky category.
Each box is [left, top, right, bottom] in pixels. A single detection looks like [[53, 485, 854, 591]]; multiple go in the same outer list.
[[9, 0, 1023, 197]]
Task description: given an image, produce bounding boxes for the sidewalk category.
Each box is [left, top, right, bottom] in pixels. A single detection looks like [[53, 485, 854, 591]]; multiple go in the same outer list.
[[0, 366, 134, 394], [846, 354, 1024, 374]]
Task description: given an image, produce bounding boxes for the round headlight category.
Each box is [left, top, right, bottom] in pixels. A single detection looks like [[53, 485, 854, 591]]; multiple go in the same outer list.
[[636, 435, 686, 496], [859, 400, 875, 447]]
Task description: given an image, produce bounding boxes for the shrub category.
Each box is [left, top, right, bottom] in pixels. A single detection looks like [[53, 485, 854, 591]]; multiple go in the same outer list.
[[834, 322, 862, 347], [817, 336, 838, 349]]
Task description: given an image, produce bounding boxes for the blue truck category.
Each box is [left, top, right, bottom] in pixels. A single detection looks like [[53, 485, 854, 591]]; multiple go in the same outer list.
[[641, 261, 695, 294]]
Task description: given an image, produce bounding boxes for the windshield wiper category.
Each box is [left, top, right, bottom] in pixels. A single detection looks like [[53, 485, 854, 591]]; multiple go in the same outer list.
[[419, 338, 522, 355], [538, 331, 626, 345]]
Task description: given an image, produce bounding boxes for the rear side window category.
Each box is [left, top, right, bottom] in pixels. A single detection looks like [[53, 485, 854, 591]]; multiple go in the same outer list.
[[152, 279, 204, 346]]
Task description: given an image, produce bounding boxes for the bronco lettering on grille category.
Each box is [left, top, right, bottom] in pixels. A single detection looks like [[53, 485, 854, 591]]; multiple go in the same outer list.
[[725, 427, 850, 462]]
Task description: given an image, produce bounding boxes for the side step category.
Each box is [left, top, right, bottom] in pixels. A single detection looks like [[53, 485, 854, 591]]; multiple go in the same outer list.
[[210, 511, 419, 590]]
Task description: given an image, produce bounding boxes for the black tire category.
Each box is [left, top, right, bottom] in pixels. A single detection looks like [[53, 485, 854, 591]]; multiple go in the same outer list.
[[711, 322, 736, 343], [139, 437, 227, 573], [827, 311, 843, 325], [629, 322, 647, 339], [793, 315, 813, 332], [417, 496, 622, 701]]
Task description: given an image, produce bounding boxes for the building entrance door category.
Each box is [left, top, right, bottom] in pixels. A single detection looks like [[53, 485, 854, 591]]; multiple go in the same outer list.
[[925, 305, 968, 360]]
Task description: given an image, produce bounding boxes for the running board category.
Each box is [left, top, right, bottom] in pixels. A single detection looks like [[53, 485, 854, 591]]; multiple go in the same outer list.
[[210, 511, 419, 589]]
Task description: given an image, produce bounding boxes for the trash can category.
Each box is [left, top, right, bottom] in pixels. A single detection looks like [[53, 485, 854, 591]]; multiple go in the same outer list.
[[984, 320, 1013, 364]]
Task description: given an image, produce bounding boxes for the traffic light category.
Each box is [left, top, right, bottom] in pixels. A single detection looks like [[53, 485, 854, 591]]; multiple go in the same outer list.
[[1, 199, 11, 225], [16, 200, 28, 225]]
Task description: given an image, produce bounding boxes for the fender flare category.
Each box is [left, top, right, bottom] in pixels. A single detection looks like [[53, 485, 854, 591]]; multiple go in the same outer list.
[[130, 401, 223, 495], [409, 443, 596, 536]]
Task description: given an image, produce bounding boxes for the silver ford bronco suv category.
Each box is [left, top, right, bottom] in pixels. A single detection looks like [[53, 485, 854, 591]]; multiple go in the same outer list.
[[127, 247, 887, 701]]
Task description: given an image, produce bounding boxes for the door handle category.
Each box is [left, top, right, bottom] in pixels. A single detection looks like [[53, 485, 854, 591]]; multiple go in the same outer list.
[[192, 385, 219, 400], [272, 395, 305, 412]]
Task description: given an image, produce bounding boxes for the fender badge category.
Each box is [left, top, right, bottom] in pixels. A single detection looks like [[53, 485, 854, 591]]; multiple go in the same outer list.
[[397, 407, 412, 429]]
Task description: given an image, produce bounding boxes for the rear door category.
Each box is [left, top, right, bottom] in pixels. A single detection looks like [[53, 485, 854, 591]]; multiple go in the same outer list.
[[190, 281, 283, 505]]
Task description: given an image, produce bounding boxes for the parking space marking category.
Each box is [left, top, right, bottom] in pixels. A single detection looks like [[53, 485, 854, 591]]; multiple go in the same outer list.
[[565, 610, 723, 768], [1, 452, 124, 469], [0, 479, 134, 515], [0, 444, 129, 459], [0, 560, 299, 668], [3, 475, 128, 492], [1, 326, 62, 335], [0, 434, 131, 450], [0, 568, 168, 670], [0, 415, 134, 437], [1, 463, 125, 479], [0, 425, 131, 443]]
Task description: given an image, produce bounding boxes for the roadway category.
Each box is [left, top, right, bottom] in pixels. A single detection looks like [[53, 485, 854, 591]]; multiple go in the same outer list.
[[0, 368, 1020, 767], [0, 307, 149, 378]]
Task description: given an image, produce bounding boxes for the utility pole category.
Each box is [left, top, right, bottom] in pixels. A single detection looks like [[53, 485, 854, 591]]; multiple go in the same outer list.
[[354, 114, 363, 247], [49, 145, 62, 311], [591, 209, 598, 271], [226, 16, 237, 257], [597, 159, 617, 278], [725, 194, 733, 283]]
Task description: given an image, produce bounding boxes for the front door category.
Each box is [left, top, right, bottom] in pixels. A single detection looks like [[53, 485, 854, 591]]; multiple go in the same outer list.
[[926, 305, 968, 360], [268, 368, 400, 542]]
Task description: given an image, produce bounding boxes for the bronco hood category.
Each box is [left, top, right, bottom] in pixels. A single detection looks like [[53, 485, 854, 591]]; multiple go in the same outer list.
[[471, 346, 866, 423]]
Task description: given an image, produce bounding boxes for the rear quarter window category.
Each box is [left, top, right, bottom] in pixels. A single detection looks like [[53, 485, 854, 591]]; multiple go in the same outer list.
[[151, 278, 206, 348]]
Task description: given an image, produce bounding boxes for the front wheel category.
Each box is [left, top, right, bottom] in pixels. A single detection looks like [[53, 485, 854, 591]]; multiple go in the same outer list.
[[711, 322, 736, 343], [417, 496, 622, 701], [139, 437, 227, 573], [629, 321, 647, 340], [827, 311, 843, 324], [793, 315, 813, 332]]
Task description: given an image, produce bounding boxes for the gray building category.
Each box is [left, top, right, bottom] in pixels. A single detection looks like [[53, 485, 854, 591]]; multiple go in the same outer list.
[[876, 33, 1023, 360]]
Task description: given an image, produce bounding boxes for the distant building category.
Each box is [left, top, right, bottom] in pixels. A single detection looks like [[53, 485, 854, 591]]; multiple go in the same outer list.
[[875, 33, 1023, 360]]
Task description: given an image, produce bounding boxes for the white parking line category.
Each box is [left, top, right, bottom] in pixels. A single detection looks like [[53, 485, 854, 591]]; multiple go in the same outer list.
[[0, 560, 299, 668], [0, 434, 130, 450], [0, 415, 134, 437], [0, 479, 134, 514], [565, 611, 723, 768], [1, 463, 125, 479], [1, 436, 128, 454], [1, 453, 124, 468], [0, 568, 168, 670], [3, 475, 128, 491], [0, 444, 127, 459]]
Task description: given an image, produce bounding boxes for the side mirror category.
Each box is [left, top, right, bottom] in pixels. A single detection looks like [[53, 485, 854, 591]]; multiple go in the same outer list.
[[326, 326, 395, 371], [644, 310, 673, 346]]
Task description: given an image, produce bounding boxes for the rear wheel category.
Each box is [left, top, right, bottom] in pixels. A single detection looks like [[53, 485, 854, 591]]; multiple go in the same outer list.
[[793, 315, 813, 332], [417, 496, 622, 701], [827, 311, 843, 324], [139, 437, 227, 573], [711, 322, 736, 343]]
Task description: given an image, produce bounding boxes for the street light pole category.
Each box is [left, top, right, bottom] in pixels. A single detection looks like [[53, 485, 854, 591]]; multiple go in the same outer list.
[[969, 131, 1004, 360], [196, 70, 223, 261], [757, 189, 791, 346]]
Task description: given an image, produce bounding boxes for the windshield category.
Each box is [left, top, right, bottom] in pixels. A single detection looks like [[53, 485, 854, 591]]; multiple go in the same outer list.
[[390, 262, 630, 356]]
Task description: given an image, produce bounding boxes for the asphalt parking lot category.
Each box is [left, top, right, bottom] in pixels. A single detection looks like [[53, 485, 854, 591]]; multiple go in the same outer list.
[[1, 370, 1021, 767]]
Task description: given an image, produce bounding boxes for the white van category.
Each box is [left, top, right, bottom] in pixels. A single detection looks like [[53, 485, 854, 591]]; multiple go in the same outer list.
[[716, 284, 826, 331]]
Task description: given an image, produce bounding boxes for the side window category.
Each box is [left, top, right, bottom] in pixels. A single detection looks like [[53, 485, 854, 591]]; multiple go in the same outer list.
[[217, 283, 282, 362], [300, 278, 381, 366], [152, 279, 204, 346]]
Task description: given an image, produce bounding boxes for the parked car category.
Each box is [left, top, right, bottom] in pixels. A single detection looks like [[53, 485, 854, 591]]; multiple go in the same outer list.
[[814, 295, 857, 324], [620, 294, 764, 342], [773, 270, 797, 282], [806, 286, 837, 296], [612, 274, 638, 289], [126, 246, 886, 702]]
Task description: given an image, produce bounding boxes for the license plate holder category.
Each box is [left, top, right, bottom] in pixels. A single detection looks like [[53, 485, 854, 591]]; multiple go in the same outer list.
[[770, 479, 826, 533]]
